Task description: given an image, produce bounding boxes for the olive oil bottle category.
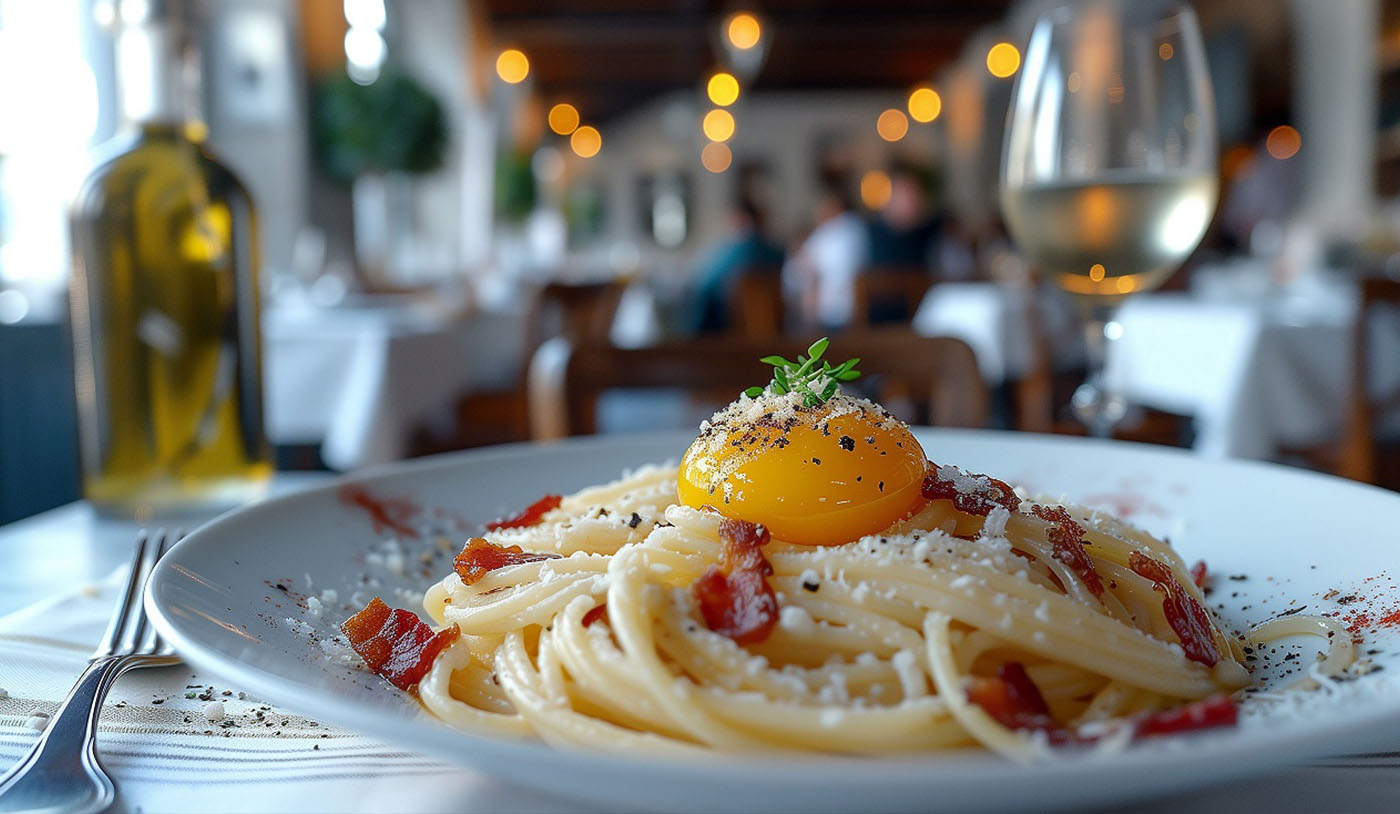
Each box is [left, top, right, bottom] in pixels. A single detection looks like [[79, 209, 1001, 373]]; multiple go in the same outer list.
[[69, 1, 270, 517]]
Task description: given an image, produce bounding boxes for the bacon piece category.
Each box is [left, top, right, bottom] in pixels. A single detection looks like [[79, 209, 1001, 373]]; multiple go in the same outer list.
[[486, 494, 562, 531], [340, 597, 459, 692], [1190, 560, 1209, 590], [693, 567, 778, 644], [1135, 695, 1237, 737], [1129, 551, 1221, 666], [921, 463, 1021, 517], [453, 537, 560, 585], [339, 486, 420, 538], [717, 517, 773, 575], [691, 517, 778, 644], [1030, 505, 1104, 598], [966, 662, 1055, 732], [582, 604, 609, 628]]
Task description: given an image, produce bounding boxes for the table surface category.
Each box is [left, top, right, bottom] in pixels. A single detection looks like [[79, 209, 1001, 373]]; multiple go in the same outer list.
[[3, 478, 1399, 813]]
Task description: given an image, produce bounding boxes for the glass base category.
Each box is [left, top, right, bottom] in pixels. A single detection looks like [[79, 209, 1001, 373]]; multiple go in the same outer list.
[[86, 473, 272, 523]]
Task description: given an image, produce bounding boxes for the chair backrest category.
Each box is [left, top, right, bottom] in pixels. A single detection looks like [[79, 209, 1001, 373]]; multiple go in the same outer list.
[[524, 280, 626, 353], [852, 266, 933, 327], [528, 329, 987, 439], [726, 267, 785, 341], [1340, 277, 1400, 482]]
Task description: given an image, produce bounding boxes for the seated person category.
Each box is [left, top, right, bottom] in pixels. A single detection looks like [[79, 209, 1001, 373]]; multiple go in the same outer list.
[[864, 165, 941, 323], [687, 198, 785, 334]]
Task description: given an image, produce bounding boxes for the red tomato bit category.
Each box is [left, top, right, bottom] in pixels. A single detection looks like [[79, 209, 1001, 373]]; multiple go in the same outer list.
[[966, 662, 1055, 732], [1135, 695, 1237, 737], [692, 517, 778, 644], [340, 597, 459, 692], [339, 486, 420, 538], [486, 494, 562, 531], [1030, 505, 1105, 598], [921, 463, 1022, 517], [453, 537, 560, 585], [1129, 551, 1221, 666]]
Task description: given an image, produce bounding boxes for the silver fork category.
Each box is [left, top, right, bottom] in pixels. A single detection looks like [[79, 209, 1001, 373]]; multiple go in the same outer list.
[[0, 530, 181, 814]]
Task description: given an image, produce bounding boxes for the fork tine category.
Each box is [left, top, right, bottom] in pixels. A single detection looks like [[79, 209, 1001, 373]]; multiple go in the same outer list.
[[94, 531, 149, 659], [138, 530, 180, 654], [116, 529, 166, 655]]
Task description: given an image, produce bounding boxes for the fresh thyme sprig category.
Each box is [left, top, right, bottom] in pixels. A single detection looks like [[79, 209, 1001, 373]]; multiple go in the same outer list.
[[744, 337, 861, 407]]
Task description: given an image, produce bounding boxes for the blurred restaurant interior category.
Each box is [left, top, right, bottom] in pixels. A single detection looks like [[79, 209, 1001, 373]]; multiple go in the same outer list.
[[1, 0, 1399, 523]]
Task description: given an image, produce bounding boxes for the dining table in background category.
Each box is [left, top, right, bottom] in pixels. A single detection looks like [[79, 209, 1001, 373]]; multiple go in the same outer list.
[[914, 264, 1400, 462], [261, 299, 528, 471], [1107, 263, 1400, 460]]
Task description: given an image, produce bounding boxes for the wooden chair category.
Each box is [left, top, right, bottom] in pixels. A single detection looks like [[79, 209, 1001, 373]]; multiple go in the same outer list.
[[423, 280, 627, 452], [1336, 277, 1400, 484], [851, 266, 933, 328], [725, 267, 785, 341], [528, 329, 987, 439]]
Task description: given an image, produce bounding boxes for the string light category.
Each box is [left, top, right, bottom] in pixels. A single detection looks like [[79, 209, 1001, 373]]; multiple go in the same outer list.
[[986, 42, 1020, 78], [907, 86, 942, 123], [876, 108, 908, 142], [701, 142, 733, 173], [860, 170, 892, 209], [726, 12, 762, 50], [548, 103, 579, 136], [570, 125, 601, 158], [702, 108, 736, 142], [496, 49, 529, 84], [1266, 125, 1301, 160], [707, 72, 740, 107]]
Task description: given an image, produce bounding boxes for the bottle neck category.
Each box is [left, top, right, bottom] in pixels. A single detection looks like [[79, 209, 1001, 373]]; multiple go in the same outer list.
[[116, 21, 203, 129]]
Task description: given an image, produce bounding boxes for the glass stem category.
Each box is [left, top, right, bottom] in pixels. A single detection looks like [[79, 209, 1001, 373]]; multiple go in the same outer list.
[[1073, 303, 1125, 439]]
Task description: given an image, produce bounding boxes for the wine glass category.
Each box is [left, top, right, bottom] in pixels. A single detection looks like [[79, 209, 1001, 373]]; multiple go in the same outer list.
[[1001, 1, 1217, 437]]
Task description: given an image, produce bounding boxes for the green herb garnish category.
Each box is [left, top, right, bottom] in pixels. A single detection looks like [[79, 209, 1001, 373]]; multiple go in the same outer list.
[[744, 337, 861, 407]]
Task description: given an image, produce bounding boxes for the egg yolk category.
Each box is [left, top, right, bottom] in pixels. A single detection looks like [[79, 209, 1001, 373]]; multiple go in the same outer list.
[[677, 400, 927, 546]]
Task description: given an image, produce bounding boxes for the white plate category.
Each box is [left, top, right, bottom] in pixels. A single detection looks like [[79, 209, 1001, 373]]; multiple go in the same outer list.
[[146, 430, 1400, 812]]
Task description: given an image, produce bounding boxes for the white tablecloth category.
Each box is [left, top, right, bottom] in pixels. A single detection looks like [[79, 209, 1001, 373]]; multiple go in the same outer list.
[[263, 304, 526, 471], [912, 282, 1082, 383], [1105, 271, 1400, 460]]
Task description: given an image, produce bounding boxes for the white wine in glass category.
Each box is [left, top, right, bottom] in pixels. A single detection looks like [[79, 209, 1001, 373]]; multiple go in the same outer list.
[[1001, 1, 1217, 435]]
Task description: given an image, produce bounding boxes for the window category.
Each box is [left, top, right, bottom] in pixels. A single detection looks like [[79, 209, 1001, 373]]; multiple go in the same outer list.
[[0, 0, 106, 309]]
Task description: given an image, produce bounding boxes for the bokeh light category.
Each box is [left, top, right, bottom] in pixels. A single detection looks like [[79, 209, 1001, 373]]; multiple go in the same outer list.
[[1266, 125, 1302, 160], [570, 125, 601, 158], [986, 42, 1020, 78], [860, 170, 892, 210], [548, 103, 580, 135], [702, 108, 736, 142], [726, 13, 762, 50], [907, 86, 942, 123], [876, 108, 909, 142], [496, 49, 529, 84], [707, 72, 740, 107], [701, 141, 733, 173]]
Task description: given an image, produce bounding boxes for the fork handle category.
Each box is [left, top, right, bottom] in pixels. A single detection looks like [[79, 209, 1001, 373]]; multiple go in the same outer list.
[[0, 656, 126, 814]]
